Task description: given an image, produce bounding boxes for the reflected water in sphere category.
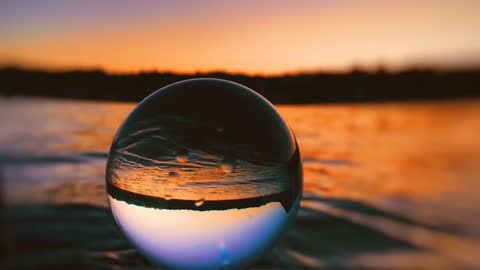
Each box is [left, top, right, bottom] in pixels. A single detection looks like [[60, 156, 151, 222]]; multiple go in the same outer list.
[[106, 78, 303, 270]]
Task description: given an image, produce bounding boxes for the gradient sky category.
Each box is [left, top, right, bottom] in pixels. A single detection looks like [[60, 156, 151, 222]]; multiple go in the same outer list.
[[1, 0, 480, 74]]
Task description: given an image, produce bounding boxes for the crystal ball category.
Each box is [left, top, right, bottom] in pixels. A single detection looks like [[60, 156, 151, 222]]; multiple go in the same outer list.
[[106, 78, 303, 270]]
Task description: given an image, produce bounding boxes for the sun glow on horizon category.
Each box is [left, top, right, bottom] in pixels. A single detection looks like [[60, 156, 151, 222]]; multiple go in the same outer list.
[[1, 0, 480, 75]]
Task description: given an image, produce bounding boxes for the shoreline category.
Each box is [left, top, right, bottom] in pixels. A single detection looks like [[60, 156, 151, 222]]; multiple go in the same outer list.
[[107, 182, 295, 212]]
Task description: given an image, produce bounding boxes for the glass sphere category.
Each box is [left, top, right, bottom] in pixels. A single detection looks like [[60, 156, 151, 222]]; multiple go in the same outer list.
[[106, 78, 303, 270]]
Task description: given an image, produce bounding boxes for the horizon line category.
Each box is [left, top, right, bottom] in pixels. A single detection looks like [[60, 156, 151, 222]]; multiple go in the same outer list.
[[2, 63, 480, 78]]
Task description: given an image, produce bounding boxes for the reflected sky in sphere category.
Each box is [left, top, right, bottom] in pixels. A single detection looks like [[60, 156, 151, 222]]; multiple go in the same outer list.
[[109, 196, 293, 270], [106, 78, 303, 269]]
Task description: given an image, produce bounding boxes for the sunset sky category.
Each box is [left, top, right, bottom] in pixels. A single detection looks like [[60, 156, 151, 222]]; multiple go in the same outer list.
[[1, 0, 480, 74]]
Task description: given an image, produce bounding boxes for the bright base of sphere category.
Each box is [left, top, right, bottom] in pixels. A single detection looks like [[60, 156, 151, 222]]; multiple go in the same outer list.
[[109, 196, 297, 270]]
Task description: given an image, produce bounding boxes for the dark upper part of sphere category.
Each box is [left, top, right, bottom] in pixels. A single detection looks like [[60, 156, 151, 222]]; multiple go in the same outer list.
[[114, 78, 296, 164]]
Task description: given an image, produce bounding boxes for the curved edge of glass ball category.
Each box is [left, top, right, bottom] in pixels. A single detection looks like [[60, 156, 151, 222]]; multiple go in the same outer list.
[[106, 78, 303, 270]]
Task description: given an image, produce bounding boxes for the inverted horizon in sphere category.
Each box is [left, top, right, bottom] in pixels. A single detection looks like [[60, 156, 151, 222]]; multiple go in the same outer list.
[[106, 78, 303, 269]]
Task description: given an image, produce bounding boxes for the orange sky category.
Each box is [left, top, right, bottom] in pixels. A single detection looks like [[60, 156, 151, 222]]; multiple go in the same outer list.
[[1, 0, 480, 74]]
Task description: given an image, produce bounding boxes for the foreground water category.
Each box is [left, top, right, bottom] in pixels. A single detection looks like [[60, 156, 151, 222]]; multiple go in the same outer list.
[[1, 97, 480, 269]]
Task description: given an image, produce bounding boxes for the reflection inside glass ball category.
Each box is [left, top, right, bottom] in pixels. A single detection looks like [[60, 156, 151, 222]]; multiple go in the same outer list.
[[106, 78, 303, 270]]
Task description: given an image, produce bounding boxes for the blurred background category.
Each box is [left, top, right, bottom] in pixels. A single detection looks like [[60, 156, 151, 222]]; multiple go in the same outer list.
[[1, 0, 480, 269]]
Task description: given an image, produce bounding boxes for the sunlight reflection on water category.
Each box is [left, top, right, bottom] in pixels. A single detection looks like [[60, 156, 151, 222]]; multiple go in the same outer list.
[[1, 97, 480, 269]]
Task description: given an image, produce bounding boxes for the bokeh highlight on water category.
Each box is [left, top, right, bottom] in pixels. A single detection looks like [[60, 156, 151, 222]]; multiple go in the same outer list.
[[1, 97, 480, 269]]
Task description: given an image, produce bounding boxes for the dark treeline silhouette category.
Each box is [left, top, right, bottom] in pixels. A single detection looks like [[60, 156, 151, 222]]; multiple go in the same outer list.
[[0, 67, 479, 104]]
